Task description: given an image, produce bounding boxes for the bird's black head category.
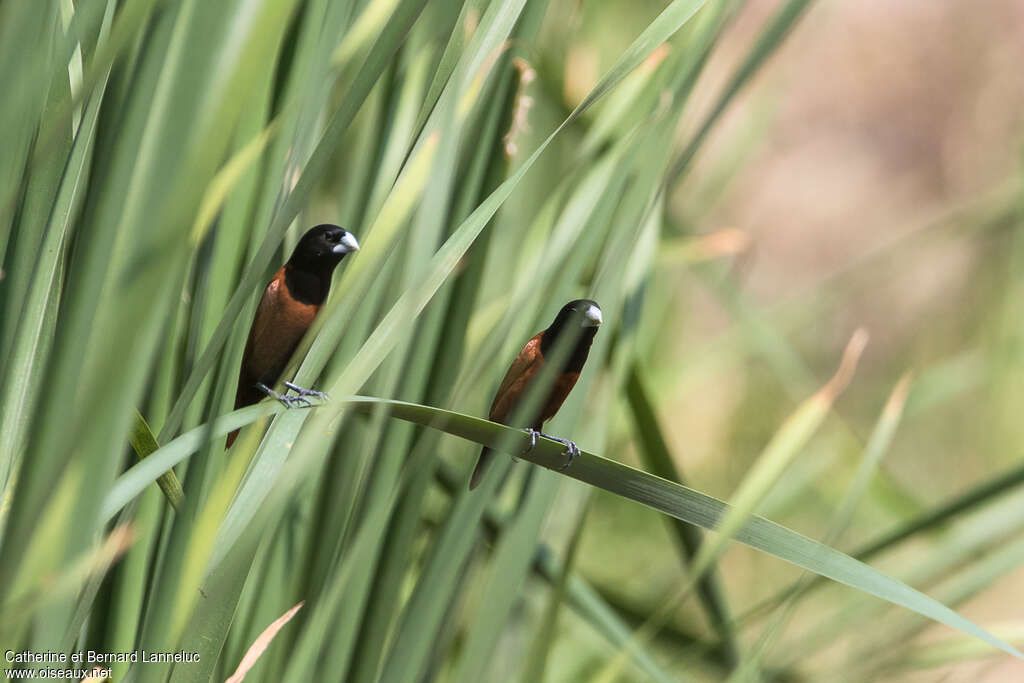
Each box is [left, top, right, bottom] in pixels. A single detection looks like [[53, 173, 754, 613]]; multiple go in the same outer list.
[[284, 224, 359, 304], [288, 224, 360, 271], [547, 299, 603, 333], [541, 299, 602, 370]]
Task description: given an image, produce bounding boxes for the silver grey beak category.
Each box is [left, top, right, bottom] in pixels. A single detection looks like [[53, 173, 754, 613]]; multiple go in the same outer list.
[[333, 233, 360, 254], [583, 304, 602, 327]]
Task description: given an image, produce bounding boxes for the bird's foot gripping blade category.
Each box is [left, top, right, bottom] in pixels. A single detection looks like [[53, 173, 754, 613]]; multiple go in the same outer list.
[[284, 381, 329, 402], [516, 428, 541, 461], [257, 382, 312, 408], [535, 432, 581, 471]]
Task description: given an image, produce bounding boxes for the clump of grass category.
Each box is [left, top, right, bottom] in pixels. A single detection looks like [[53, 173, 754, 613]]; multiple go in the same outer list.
[[1, 1, 1022, 681]]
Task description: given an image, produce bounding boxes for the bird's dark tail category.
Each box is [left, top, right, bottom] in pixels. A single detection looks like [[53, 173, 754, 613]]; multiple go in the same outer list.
[[226, 396, 244, 449], [226, 383, 262, 449], [469, 446, 493, 490]]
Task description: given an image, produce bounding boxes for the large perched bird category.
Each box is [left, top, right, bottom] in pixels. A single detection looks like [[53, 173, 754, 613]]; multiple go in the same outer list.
[[469, 299, 602, 489], [226, 224, 359, 447]]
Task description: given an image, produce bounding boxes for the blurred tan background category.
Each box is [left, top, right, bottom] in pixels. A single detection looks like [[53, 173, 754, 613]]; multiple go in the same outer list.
[[540, 1, 1024, 680]]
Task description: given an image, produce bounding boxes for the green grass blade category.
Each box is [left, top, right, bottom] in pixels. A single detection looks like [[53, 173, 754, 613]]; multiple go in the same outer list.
[[852, 462, 1024, 562], [625, 361, 738, 666], [129, 411, 185, 512], [728, 373, 914, 681], [453, 474, 560, 683], [106, 394, 1024, 660], [668, 0, 815, 183], [685, 330, 868, 589], [431, 460, 678, 683], [0, 58, 110, 497], [520, 500, 593, 683]]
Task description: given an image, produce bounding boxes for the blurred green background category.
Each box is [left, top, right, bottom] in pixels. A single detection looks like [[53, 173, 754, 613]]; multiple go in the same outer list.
[[1, 0, 1023, 681], [574, 2, 1024, 681]]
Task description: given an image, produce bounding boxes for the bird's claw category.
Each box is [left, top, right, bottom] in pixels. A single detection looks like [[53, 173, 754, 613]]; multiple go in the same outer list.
[[273, 393, 311, 408], [521, 428, 539, 455], [257, 382, 313, 409], [527, 431, 581, 472], [284, 381, 329, 401], [512, 428, 540, 462], [557, 440, 580, 471]]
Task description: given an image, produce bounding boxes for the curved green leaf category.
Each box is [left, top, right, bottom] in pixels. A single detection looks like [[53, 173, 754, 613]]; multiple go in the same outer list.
[[105, 395, 1024, 660]]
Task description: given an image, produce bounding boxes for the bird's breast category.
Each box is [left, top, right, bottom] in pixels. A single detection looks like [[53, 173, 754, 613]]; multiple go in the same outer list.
[[242, 275, 320, 382]]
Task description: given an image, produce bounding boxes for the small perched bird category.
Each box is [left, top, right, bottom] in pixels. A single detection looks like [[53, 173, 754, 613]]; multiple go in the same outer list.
[[226, 224, 359, 448], [469, 299, 602, 490]]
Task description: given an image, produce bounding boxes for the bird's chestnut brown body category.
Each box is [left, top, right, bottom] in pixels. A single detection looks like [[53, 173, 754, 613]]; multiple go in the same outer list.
[[233, 266, 322, 411], [470, 300, 602, 489], [227, 225, 358, 447], [487, 334, 582, 427]]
